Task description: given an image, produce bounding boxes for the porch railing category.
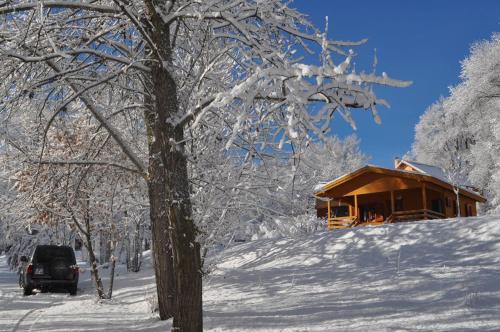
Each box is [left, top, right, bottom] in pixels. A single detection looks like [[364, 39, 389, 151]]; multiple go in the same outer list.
[[387, 209, 445, 223], [328, 209, 446, 230], [327, 216, 358, 230]]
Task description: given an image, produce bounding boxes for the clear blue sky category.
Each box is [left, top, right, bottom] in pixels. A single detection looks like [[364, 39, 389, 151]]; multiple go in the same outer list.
[[294, 0, 500, 167]]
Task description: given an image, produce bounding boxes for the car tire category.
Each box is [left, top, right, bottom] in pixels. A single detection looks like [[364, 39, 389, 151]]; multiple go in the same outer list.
[[69, 286, 77, 296], [23, 286, 32, 296]]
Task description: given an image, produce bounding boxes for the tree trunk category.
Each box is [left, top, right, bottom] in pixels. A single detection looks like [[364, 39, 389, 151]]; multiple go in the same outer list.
[[83, 226, 106, 299], [146, 66, 203, 331], [106, 234, 118, 299], [144, 6, 203, 330], [132, 221, 142, 272], [145, 92, 177, 320], [455, 187, 461, 218], [81, 195, 106, 299], [107, 255, 117, 299]]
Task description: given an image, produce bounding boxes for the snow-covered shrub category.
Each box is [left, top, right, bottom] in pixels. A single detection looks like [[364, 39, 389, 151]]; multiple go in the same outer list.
[[250, 213, 325, 240]]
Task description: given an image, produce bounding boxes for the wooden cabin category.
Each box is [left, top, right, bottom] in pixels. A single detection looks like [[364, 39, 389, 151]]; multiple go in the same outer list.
[[314, 159, 486, 230]]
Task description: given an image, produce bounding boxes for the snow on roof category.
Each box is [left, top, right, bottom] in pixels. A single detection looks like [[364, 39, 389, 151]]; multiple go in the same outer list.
[[313, 182, 329, 192], [397, 160, 449, 182], [398, 159, 473, 188]]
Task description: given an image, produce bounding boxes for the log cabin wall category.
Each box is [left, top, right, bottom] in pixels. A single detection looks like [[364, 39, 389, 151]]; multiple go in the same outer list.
[[427, 187, 479, 218], [459, 195, 478, 217], [393, 188, 422, 212], [425, 186, 445, 215]]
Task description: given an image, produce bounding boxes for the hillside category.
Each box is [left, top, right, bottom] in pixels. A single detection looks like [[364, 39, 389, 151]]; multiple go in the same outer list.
[[1, 215, 500, 331], [203, 215, 500, 331]]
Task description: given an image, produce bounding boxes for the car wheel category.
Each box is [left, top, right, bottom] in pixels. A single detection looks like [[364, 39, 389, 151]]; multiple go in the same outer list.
[[69, 286, 77, 296], [23, 286, 32, 296]]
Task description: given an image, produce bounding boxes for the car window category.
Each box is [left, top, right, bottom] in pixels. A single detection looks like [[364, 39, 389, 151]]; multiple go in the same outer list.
[[33, 247, 75, 264]]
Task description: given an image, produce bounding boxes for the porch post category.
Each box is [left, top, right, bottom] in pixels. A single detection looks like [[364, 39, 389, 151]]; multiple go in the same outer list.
[[327, 199, 331, 220], [422, 183, 427, 219], [354, 194, 358, 219], [390, 191, 395, 214]]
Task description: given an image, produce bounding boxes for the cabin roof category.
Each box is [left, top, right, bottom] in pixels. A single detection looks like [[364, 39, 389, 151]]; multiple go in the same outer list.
[[314, 164, 486, 203], [396, 160, 448, 181], [395, 159, 474, 187]]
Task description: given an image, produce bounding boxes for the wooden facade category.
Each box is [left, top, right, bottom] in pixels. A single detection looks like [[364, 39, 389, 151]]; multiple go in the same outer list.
[[314, 162, 486, 230]]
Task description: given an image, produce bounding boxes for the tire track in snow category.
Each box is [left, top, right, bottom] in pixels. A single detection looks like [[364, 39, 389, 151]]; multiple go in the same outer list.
[[11, 298, 63, 332]]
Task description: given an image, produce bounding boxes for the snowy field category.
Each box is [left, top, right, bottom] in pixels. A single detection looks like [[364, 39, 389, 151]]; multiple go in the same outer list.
[[2, 215, 500, 331]]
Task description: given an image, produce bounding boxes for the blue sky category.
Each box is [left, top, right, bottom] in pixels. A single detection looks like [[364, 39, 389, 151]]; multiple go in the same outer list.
[[294, 0, 500, 167]]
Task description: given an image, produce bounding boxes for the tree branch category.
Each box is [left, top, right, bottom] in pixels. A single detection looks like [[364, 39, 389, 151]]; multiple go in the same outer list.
[[0, 1, 121, 15], [28, 159, 143, 175]]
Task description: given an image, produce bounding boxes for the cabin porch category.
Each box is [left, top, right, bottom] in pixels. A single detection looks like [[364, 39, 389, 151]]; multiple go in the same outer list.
[[322, 185, 447, 230]]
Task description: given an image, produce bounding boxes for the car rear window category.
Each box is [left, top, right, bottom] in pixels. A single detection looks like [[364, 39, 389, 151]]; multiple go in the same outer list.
[[33, 246, 75, 264]]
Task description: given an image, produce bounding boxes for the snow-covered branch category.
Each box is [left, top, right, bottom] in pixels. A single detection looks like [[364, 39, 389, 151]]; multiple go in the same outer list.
[[0, 1, 120, 15]]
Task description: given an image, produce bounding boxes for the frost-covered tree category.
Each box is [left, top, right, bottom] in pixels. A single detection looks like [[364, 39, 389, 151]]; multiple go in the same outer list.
[[455, 34, 500, 213], [0, 1, 410, 328], [411, 98, 448, 166], [2, 115, 142, 298], [193, 133, 368, 249], [303, 135, 369, 183], [411, 33, 500, 214]]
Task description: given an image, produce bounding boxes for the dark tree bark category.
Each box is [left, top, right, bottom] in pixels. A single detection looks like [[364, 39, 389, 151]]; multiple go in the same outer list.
[[145, 105, 177, 319], [144, 3, 203, 330], [82, 213, 106, 299]]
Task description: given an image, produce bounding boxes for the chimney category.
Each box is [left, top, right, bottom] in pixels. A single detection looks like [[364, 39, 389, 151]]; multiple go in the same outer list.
[[394, 157, 401, 169]]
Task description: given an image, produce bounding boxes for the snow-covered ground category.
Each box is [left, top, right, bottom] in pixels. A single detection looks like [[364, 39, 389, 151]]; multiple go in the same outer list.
[[204, 215, 500, 331], [0, 252, 168, 331], [1, 215, 500, 331]]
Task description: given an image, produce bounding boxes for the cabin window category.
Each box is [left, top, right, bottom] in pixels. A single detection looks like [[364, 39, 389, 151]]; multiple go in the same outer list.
[[331, 206, 349, 217], [431, 199, 443, 213]]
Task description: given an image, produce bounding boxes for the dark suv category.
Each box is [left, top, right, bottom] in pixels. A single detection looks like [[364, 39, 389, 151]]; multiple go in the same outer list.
[[20, 245, 79, 296]]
